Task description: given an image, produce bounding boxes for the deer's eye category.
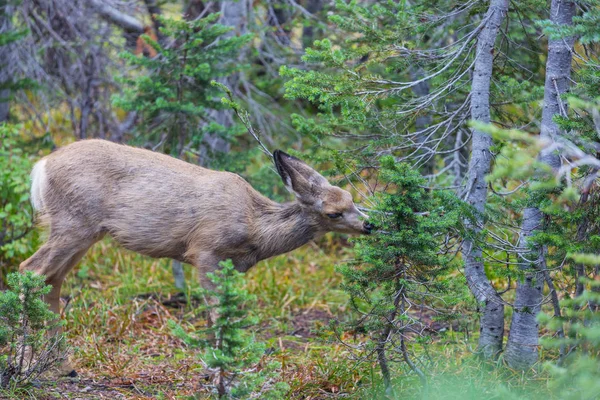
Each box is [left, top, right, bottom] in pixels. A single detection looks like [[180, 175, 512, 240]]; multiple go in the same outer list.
[[326, 213, 343, 219]]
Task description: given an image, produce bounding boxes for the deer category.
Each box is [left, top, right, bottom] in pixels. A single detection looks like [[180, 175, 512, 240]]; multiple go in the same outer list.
[[19, 139, 372, 374]]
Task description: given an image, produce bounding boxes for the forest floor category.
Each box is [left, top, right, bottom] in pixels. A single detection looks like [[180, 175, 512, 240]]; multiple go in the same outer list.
[[2, 237, 556, 399]]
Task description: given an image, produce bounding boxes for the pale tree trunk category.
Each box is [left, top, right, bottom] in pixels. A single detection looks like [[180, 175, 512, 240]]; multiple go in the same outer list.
[[204, 0, 249, 155], [461, 0, 509, 359], [505, 0, 575, 369], [184, 0, 249, 159], [0, 89, 8, 122], [0, 6, 13, 123]]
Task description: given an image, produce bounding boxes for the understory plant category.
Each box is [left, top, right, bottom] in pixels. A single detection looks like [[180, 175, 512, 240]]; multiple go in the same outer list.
[[169, 260, 288, 399], [114, 13, 251, 160], [336, 157, 472, 394], [540, 254, 600, 399], [0, 123, 36, 284], [0, 271, 65, 389]]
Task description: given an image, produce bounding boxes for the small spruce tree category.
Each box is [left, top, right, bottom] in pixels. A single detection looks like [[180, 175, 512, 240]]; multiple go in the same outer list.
[[169, 260, 288, 399], [0, 124, 35, 283], [0, 272, 65, 388], [336, 157, 471, 394], [114, 13, 252, 158]]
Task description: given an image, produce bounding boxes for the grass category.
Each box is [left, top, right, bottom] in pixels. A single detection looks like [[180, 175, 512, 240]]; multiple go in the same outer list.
[[41, 235, 367, 399], [1, 234, 564, 399]]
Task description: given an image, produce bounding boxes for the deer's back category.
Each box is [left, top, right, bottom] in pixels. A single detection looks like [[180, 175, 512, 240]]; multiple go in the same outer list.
[[42, 139, 260, 261]]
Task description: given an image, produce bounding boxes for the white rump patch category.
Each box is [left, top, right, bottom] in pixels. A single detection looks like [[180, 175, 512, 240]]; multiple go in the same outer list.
[[30, 158, 48, 211]]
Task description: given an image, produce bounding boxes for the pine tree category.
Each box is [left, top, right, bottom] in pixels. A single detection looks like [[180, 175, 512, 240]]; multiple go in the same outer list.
[[335, 157, 471, 394], [169, 260, 288, 399], [0, 272, 65, 388], [114, 13, 251, 160]]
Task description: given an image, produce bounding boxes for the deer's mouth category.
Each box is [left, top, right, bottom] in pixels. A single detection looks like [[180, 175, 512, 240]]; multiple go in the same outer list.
[[362, 222, 375, 234]]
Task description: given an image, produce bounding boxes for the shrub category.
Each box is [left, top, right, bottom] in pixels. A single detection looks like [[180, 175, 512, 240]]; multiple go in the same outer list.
[[540, 253, 600, 400], [0, 124, 36, 284], [336, 157, 472, 394], [169, 260, 289, 399], [0, 271, 66, 389]]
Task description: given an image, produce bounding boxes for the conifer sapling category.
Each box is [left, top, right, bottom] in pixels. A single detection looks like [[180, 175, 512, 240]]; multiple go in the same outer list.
[[169, 260, 288, 399], [0, 272, 66, 388]]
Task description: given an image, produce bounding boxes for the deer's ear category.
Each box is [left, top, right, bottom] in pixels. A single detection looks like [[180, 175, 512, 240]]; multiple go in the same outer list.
[[273, 150, 293, 189], [273, 150, 328, 203]]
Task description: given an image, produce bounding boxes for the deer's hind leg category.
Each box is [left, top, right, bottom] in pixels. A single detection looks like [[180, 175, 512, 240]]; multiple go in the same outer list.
[[19, 216, 101, 376], [20, 232, 99, 316], [20, 212, 102, 319]]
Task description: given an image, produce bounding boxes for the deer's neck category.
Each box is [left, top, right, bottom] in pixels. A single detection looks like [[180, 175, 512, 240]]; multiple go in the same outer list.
[[252, 200, 322, 262]]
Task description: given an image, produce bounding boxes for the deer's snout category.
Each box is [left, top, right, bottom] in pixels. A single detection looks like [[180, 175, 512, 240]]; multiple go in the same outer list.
[[363, 221, 375, 234]]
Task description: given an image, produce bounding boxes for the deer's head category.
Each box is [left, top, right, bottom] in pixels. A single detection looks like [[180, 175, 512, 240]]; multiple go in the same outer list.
[[274, 150, 373, 235]]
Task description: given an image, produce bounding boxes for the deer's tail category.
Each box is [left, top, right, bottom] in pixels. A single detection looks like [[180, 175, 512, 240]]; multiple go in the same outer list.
[[30, 158, 48, 213]]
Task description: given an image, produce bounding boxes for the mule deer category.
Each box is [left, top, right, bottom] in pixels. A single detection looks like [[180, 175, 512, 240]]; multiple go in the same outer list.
[[20, 139, 371, 326]]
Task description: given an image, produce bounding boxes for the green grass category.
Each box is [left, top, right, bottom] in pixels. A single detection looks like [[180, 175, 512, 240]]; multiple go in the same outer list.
[[4, 234, 564, 399]]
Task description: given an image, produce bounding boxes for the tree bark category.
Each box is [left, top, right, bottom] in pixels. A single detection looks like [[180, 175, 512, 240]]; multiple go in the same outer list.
[[505, 0, 575, 370], [206, 0, 249, 154], [184, 0, 249, 159], [89, 0, 144, 33], [0, 6, 13, 123], [410, 67, 435, 174], [171, 260, 186, 290], [461, 0, 509, 359]]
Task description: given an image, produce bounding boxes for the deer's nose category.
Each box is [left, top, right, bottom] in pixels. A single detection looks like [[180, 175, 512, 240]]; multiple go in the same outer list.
[[363, 221, 375, 234]]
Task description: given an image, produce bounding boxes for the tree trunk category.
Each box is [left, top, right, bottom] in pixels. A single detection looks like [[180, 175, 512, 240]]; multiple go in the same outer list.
[[183, 0, 218, 20], [0, 89, 8, 123], [185, 0, 249, 159], [461, 0, 509, 359], [505, 0, 575, 369], [302, 0, 323, 47], [89, 0, 144, 33], [206, 0, 249, 154], [0, 6, 14, 123], [171, 260, 186, 290], [410, 67, 435, 174]]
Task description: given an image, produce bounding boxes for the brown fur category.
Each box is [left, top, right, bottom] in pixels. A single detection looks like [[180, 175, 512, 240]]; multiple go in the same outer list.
[[20, 140, 370, 319]]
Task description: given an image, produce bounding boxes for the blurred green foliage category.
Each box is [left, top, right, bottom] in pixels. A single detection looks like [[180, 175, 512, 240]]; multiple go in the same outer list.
[[0, 124, 37, 281], [540, 272, 600, 400], [114, 13, 251, 158]]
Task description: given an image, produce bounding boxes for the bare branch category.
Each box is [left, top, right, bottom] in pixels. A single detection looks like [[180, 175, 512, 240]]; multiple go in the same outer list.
[[89, 0, 144, 33]]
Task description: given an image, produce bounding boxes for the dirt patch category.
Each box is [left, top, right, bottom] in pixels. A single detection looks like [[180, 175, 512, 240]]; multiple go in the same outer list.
[[259, 308, 336, 352], [289, 309, 334, 339], [27, 372, 201, 400], [39, 378, 131, 399]]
